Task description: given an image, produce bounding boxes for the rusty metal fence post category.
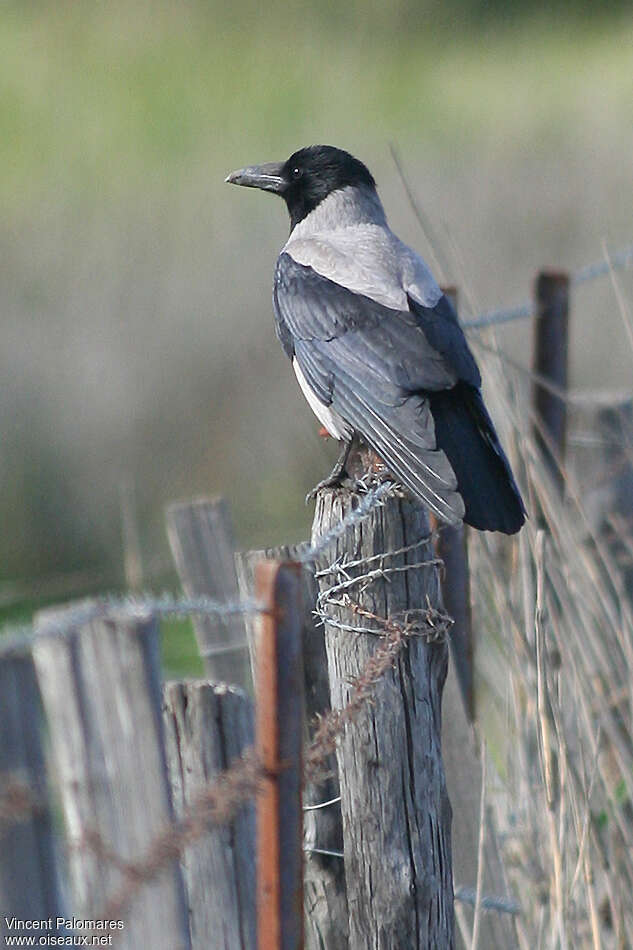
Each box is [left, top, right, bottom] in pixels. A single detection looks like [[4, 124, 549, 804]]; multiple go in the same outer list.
[[256, 561, 305, 950]]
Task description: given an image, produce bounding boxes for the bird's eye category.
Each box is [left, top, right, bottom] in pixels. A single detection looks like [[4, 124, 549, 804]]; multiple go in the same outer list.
[[292, 166, 302, 179]]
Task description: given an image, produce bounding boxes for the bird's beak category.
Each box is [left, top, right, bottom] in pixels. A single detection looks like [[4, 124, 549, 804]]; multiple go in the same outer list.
[[225, 162, 286, 194]]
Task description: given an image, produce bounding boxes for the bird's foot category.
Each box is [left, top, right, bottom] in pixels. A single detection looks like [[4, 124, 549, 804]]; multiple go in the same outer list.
[[305, 439, 353, 504], [305, 471, 350, 504]]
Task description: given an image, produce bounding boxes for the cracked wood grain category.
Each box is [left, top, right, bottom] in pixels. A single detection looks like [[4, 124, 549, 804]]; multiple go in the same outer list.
[[311, 469, 454, 949]]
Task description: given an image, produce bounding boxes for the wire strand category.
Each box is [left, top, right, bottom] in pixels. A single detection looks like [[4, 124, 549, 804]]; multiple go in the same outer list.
[[463, 240, 633, 330]]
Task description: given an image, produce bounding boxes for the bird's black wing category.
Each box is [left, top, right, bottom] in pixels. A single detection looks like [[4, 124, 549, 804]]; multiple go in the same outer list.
[[273, 252, 480, 524], [406, 293, 481, 389]]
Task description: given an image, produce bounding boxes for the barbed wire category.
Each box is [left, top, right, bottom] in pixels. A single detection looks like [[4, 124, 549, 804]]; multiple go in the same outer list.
[[303, 794, 341, 811], [465, 300, 533, 330], [463, 240, 633, 330], [3, 226, 628, 935], [300, 479, 395, 562], [0, 595, 455, 921], [314, 534, 442, 618], [303, 844, 522, 915], [454, 885, 521, 916], [0, 777, 46, 827], [0, 482, 396, 659], [3, 237, 631, 656], [0, 596, 437, 893], [572, 242, 633, 286], [0, 506, 517, 929], [390, 144, 633, 331], [0, 593, 262, 659], [304, 601, 449, 782], [0, 595, 517, 927]]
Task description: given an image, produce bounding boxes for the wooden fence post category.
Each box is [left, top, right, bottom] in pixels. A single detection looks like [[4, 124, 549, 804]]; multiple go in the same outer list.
[[568, 394, 633, 601], [167, 497, 250, 688], [256, 561, 304, 950], [439, 287, 475, 723], [532, 270, 570, 492], [33, 605, 190, 950], [235, 545, 348, 949], [0, 652, 63, 943], [436, 525, 473, 721], [312, 473, 454, 948], [437, 288, 512, 949], [163, 681, 256, 950]]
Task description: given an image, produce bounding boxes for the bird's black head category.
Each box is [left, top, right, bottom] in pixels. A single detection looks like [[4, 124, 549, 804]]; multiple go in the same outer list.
[[278, 146, 376, 228], [226, 145, 376, 229]]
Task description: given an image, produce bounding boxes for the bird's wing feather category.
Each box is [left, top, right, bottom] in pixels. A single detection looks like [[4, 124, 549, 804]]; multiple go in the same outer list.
[[406, 293, 481, 388], [274, 253, 479, 389], [274, 252, 473, 523]]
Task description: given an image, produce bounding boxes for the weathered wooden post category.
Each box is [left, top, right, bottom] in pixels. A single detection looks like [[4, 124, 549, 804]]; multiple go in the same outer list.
[[436, 524, 473, 721], [0, 650, 63, 942], [568, 394, 633, 601], [236, 545, 348, 948], [438, 288, 474, 722], [532, 270, 570, 492], [311, 454, 454, 948], [255, 561, 305, 950], [163, 681, 256, 950], [33, 605, 190, 950], [167, 497, 250, 688]]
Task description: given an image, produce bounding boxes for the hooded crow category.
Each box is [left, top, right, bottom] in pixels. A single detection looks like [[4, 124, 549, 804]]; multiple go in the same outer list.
[[226, 145, 526, 534]]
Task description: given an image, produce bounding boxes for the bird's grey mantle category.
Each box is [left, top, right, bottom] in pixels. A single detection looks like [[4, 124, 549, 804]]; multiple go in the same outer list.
[[283, 185, 442, 311]]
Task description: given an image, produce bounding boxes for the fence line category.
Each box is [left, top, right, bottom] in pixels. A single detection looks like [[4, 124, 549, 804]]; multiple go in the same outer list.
[[3, 242, 632, 942], [572, 242, 633, 287], [3, 238, 631, 657], [0, 601, 442, 828], [453, 886, 521, 916], [99, 749, 261, 925], [464, 239, 633, 330], [0, 596, 452, 929], [0, 594, 261, 660], [0, 485, 397, 659]]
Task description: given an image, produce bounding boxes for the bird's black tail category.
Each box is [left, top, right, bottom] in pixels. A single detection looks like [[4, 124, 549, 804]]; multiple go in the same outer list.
[[429, 382, 526, 534]]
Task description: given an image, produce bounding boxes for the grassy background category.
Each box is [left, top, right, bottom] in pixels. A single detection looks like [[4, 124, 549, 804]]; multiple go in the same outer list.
[[2, 2, 633, 660], [2, 8, 633, 942], [3, 5, 633, 210]]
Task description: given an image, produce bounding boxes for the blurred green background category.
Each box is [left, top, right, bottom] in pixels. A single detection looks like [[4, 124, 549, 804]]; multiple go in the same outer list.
[[2, 1, 633, 653]]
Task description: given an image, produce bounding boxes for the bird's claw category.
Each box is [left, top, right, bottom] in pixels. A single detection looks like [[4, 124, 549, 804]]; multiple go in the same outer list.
[[305, 473, 351, 505], [305, 438, 354, 504]]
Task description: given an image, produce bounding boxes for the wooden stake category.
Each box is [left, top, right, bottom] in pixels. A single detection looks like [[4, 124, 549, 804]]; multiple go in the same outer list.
[[532, 270, 570, 493], [436, 522, 474, 721], [163, 681, 256, 950], [312, 482, 454, 949], [167, 496, 250, 688], [437, 287, 475, 722]]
